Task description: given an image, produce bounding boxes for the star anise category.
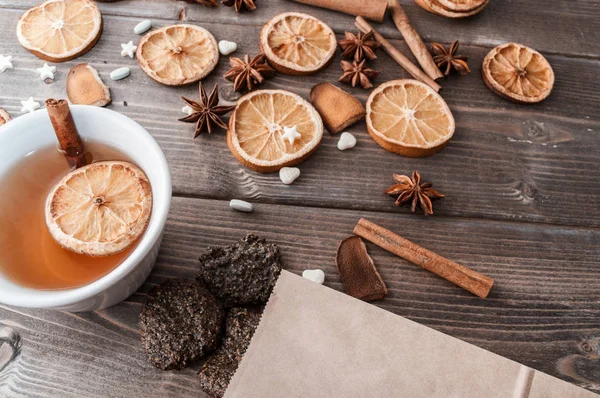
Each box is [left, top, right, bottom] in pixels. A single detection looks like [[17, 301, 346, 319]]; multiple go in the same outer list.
[[338, 31, 380, 62], [385, 171, 445, 216], [179, 83, 236, 138], [339, 60, 380, 89], [185, 0, 218, 7], [431, 41, 470, 76], [222, 0, 256, 12], [224, 53, 276, 92]]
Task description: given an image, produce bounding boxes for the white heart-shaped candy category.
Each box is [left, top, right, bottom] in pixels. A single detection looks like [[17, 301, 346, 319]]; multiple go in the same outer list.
[[218, 40, 238, 56], [337, 132, 357, 151], [302, 269, 325, 284], [279, 167, 301, 185]]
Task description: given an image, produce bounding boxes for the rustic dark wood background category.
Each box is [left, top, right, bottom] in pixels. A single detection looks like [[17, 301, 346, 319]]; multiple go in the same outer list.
[[0, 0, 599, 396]]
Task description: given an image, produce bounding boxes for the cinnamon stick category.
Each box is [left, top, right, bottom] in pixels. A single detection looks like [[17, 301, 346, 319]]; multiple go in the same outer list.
[[292, 0, 388, 22], [388, 0, 443, 81], [45, 99, 89, 169], [353, 218, 494, 298], [355, 17, 441, 92]]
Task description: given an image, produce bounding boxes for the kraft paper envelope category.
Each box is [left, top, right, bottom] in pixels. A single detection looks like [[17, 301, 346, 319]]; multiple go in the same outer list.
[[225, 271, 597, 398]]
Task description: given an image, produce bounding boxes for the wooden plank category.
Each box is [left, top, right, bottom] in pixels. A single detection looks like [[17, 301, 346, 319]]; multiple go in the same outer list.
[[1, 197, 599, 396], [1, 0, 598, 57], [0, 10, 598, 228]]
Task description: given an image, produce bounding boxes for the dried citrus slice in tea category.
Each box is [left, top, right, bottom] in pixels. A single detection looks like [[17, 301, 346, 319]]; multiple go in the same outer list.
[[137, 24, 219, 86], [16, 0, 102, 62], [260, 12, 336, 76], [416, 0, 489, 18], [46, 161, 152, 256], [437, 0, 486, 11], [366, 80, 455, 158], [482, 43, 555, 104], [227, 89, 324, 173]]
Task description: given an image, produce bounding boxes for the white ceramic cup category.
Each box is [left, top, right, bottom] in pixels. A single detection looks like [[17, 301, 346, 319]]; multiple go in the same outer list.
[[0, 106, 172, 312]]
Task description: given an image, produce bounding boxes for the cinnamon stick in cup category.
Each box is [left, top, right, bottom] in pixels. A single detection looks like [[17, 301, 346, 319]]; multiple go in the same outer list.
[[355, 17, 441, 92], [291, 0, 388, 23], [388, 0, 443, 81], [353, 218, 494, 298], [45, 99, 90, 169]]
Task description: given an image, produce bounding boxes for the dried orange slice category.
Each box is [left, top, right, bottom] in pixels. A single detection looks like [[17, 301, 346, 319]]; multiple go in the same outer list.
[[17, 0, 102, 62], [137, 24, 219, 86], [46, 161, 152, 256], [437, 0, 486, 11], [260, 12, 336, 76], [482, 43, 554, 104], [416, 0, 489, 18], [227, 90, 324, 173], [0, 108, 10, 126], [366, 80, 455, 158]]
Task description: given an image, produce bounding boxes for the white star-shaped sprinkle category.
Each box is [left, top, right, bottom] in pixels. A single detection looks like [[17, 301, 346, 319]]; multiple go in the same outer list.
[[20, 97, 40, 113], [36, 63, 56, 80], [282, 125, 301, 145], [120, 41, 137, 58], [182, 105, 193, 116], [0, 55, 13, 73]]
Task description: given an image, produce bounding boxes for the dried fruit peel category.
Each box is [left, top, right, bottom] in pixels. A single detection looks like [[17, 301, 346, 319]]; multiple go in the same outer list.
[[366, 79, 455, 158], [17, 0, 102, 62], [227, 89, 324, 173], [137, 24, 219, 86], [260, 12, 336, 76], [45, 161, 152, 256], [482, 43, 554, 104]]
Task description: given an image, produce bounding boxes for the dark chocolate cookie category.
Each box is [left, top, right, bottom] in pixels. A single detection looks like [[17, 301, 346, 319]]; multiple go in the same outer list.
[[197, 234, 282, 307], [198, 351, 237, 398], [221, 307, 262, 359], [139, 279, 225, 370], [199, 307, 263, 397]]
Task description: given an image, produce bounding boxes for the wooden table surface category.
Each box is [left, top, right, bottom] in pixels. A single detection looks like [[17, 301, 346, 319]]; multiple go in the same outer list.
[[0, 0, 599, 396]]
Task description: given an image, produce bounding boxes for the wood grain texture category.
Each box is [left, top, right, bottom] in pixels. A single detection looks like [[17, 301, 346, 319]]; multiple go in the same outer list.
[[1, 0, 598, 57], [1, 197, 599, 396], [0, 9, 598, 227], [0, 0, 599, 397]]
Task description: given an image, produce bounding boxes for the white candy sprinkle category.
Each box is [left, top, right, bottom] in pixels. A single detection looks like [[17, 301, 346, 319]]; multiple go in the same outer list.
[[279, 167, 300, 185], [182, 105, 194, 116], [120, 41, 137, 58], [282, 125, 301, 145], [302, 269, 325, 284], [110, 67, 131, 81], [134, 20, 152, 35], [337, 132, 357, 150], [229, 199, 253, 213], [20, 97, 40, 113], [218, 40, 238, 56], [0, 55, 13, 73], [36, 63, 56, 80]]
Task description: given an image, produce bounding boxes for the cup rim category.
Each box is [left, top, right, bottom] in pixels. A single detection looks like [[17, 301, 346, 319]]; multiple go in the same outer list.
[[0, 106, 171, 308]]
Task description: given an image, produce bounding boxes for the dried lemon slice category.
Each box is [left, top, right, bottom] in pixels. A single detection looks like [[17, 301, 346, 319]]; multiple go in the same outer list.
[[366, 80, 455, 158], [46, 161, 152, 256], [227, 90, 324, 173], [437, 0, 486, 11], [137, 24, 219, 86], [17, 0, 102, 62], [482, 43, 554, 104], [260, 12, 336, 76], [416, 0, 489, 18]]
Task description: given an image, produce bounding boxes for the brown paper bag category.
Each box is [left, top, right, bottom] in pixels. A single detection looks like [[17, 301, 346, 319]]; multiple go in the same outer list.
[[225, 271, 597, 398]]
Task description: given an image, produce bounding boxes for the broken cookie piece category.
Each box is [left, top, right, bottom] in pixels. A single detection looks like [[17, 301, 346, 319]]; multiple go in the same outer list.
[[139, 279, 225, 370], [309, 82, 365, 134], [336, 236, 388, 301], [197, 234, 282, 307], [199, 307, 263, 397]]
